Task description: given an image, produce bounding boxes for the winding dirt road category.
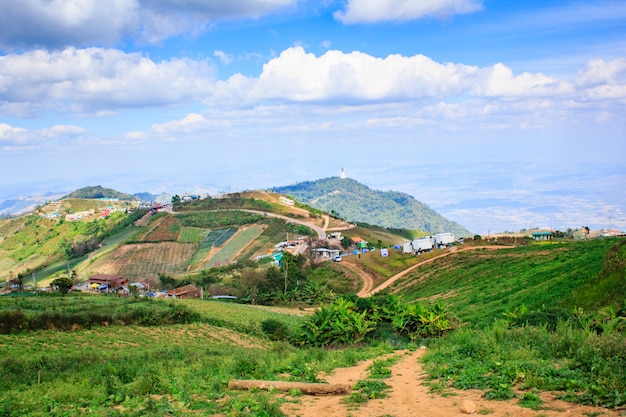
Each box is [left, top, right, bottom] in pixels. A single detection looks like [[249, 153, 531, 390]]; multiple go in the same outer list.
[[281, 347, 622, 417]]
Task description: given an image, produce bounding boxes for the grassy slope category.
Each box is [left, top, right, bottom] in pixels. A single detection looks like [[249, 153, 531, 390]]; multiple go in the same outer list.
[[0, 295, 389, 416], [386, 239, 623, 326]]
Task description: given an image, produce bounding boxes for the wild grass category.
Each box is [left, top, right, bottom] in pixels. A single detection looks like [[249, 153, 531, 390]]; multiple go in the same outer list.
[[390, 239, 619, 326], [0, 294, 200, 334], [0, 295, 391, 416], [422, 321, 626, 408]]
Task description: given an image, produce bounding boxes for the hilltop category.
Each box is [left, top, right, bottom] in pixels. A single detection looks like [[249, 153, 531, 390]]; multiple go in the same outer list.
[[63, 185, 136, 200], [274, 177, 471, 236]]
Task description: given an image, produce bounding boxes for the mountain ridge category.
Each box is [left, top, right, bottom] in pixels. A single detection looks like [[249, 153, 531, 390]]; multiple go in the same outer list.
[[274, 177, 471, 236]]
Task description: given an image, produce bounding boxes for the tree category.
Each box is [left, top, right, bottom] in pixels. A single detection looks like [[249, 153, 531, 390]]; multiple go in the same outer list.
[[240, 268, 267, 305], [280, 252, 306, 296], [51, 277, 73, 294]]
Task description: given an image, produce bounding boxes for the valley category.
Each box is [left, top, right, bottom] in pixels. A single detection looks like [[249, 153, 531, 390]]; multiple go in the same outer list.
[[0, 185, 624, 416]]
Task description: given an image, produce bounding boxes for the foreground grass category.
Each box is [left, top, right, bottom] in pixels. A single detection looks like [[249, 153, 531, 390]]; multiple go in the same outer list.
[[0, 296, 392, 416], [423, 322, 626, 409]]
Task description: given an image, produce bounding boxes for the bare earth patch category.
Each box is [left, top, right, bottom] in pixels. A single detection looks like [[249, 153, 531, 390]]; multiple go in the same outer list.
[[281, 348, 624, 417]]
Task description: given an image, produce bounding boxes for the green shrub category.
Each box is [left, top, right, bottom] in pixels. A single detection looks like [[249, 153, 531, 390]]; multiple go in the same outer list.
[[261, 318, 290, 341], [512, 308, 575, 331]]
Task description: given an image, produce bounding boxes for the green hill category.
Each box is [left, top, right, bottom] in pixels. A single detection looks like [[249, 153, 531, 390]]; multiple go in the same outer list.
[[274, 177, 471, 236], [376, 238, 625, 326], [64, 185, 135, 200]]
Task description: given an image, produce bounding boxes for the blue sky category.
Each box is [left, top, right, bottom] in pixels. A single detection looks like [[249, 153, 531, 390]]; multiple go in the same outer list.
[[1, 0, 625, 234]]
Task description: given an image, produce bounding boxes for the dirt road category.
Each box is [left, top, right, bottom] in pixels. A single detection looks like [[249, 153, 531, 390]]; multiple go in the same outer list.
[[281, 348, 623, 417], [340, 260, 375, 297]]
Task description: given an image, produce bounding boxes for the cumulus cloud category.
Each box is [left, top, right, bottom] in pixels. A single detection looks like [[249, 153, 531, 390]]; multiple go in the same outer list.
[[2, 45, 624, 120], [0, 122, 87, 151], [472, 63, 572, 97], [335, 0, 482, 24], [0, 0, 296, 50], [0, 47, 215, 115], [576, 58, 626, 87], [211, 46, 577, 107]]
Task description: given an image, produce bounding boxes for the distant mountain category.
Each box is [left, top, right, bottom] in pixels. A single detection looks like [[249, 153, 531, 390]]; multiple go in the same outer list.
[[64, 186, 135, 200], [133, 192, 158, 202], [274, 177, 471, 236], [133, 192, 174, 204], [0, 191, 67, 217]]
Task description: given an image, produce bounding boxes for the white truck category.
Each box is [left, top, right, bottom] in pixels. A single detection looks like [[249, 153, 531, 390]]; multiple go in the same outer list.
[[402, 241, 413, 254], [412, 237, 433, 253], [434, 232, 454, 248]]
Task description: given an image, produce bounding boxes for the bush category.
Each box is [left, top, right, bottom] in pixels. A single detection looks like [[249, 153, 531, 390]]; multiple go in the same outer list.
[[512, 308, 576, 332], [261, 319, 290, 341]]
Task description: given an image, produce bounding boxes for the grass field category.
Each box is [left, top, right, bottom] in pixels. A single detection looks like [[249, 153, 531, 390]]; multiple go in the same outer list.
[[0, 295, 389, 416], [205, 225, 266, 268], [357, 248, 427, 280], [387, 239, 620, 326], [178, 227, 208, 243]]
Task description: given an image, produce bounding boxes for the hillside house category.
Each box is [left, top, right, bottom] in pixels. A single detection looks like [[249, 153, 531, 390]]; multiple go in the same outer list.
[[532, 231, 553, 241], [350, 236, 368, 248], [166, 284, 202, 299], [328, 232, 342, 240], [88, 274, 129, 292], [312, 248, 341, 260]]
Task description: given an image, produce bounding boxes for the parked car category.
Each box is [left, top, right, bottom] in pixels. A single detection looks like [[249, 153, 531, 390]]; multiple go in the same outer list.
[[332, 255, 342, 262]]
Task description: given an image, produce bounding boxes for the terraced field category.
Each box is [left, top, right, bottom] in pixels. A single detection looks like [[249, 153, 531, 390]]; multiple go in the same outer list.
[[205, 224, 266, 268]]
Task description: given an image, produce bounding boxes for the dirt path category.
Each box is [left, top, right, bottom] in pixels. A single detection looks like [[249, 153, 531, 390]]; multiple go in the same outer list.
[[281, 348, 623, 417], [340, 261, 375, 297]]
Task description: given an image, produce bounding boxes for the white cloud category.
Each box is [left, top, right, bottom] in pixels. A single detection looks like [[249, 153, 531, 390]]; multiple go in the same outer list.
[[2, 45, 625, 122], [214, 46, 479, 104], [0, 0, 137, 50], [0, 123, 28, 143], [334, 0, 482, 24], [0, 122, 87, 150], [151, 113, 232, 135], [214, 50, 234, 65], [576, 58, 626, 87], [0, 47, 216, 115], [0, 0, 297, 50], [473, 63, 572, 97], [210, 47, 591, 108]]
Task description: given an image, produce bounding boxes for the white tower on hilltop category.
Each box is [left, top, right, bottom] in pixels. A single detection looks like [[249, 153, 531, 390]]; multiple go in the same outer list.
[[340, 167, 346, 179]]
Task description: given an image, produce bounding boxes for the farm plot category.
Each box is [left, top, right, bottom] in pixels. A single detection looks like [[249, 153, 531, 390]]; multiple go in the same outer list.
[[207, 228, 238, 247], [143, 215, 182, 242], [178, 226, 208, 243], [187, 228, 238, 271], [85, 242, 197, 280], [205, 224, 265, 268]]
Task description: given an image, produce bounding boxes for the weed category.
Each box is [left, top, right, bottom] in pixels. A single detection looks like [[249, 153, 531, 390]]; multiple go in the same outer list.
[[343, 380, 391, 405], [519, 391, 543, 410]]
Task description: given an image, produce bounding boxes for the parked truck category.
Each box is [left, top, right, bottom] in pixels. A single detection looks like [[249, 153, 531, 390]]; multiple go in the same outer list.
[[412, 237, 433, 253], [434, 232, 454, 248], [402, 241, 413, 254]]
